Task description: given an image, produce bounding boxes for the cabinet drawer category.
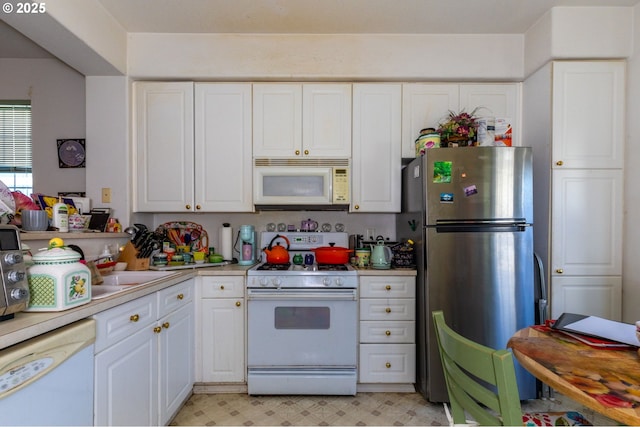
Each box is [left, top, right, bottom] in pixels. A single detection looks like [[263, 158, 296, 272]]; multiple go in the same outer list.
[[94, 293, 157, 353], [359, 321, 415, 343], [158, 279, 194, 318], [359, 344, 416, 383], [359, 298, 415, 321], [359, 276, 415, 298], [200, 276, 244, 298]]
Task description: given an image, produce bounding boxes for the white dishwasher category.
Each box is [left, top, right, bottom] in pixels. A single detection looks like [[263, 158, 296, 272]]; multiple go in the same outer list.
[[0, 319, 95, 426]]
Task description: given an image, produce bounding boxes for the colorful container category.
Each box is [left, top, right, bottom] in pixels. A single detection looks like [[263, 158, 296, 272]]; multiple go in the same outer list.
[[415, 133, 441, 156], [26, 244, 91, 311]]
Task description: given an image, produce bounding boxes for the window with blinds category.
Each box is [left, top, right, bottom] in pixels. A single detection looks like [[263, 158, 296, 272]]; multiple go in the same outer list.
[[0, 102, 32, 194]]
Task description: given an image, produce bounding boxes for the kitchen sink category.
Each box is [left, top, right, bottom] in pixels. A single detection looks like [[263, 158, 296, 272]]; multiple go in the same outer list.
[[91, 271, 177, 300]]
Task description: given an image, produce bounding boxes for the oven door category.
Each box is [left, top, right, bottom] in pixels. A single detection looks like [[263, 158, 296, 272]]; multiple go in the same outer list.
[[247, 288, 357, 367]]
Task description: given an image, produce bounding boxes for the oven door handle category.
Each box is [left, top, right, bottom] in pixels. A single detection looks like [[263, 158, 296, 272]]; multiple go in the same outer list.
[[247, 288, 357, 300]]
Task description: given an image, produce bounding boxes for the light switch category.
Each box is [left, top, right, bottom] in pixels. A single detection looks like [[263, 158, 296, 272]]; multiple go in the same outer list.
[[101, 188, 112, 203]]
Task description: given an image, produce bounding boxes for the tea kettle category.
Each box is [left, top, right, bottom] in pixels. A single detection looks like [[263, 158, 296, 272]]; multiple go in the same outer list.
[[263, 234, 291, 264], [370, 239, 392, 269], [301, 218, 318, 232]]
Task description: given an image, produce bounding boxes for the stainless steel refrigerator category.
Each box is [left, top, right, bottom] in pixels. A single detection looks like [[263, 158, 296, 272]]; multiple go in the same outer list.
[[396, 146, 536, 402]]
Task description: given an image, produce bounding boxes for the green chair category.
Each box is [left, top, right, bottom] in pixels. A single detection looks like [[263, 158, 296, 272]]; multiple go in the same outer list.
[[432, 310, 592, 426]]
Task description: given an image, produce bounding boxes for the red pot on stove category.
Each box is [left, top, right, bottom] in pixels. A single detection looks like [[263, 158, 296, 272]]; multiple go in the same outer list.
[[312, 244, 353, 264]]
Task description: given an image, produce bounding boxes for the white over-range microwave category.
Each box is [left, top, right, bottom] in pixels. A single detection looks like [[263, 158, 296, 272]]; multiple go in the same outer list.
[[253, 158, 350, 209]]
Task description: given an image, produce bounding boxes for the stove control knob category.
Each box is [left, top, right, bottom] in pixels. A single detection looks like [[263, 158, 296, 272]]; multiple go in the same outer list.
[[259, 277, 269, 286], [322, 277, 332, 286], [10, 288, 27, 300], [271, 277, 282, 287], [335, 278, 344, 287]]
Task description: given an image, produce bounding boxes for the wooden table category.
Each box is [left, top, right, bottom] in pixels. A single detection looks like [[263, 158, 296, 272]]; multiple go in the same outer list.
[[509, 326, 640, 426]]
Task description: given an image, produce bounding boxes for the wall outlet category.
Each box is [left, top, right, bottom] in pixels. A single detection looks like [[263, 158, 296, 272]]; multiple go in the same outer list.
[[101, 187, 112, 203]]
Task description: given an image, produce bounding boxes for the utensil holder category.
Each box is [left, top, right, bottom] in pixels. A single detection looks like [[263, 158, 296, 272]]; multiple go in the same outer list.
[[119, 242, 150, 271]]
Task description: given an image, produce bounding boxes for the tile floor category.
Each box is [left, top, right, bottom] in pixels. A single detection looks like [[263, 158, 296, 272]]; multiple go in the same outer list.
[[170, 391, 619, 426]]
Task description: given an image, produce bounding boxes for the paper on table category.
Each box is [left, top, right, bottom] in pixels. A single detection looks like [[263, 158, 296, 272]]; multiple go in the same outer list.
[[563, 316, 640, 347]]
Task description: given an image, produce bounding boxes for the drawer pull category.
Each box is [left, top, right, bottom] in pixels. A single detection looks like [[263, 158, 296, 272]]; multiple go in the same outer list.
[[163, 322, 170, 329], [196, 204, 201, 210], [385, 362, 391, 368], [185, 204, 191, 210], [235, 301, 241, 307], [220, 285, 225, 290], [385, 307, 391, 313], [177, 293, 184, 300], [556, 269, 563, 274], [130, 314, 140, 322], [385, 330, 391, 336], [153, 326, 162, 334], [385, 285, 391, 291]]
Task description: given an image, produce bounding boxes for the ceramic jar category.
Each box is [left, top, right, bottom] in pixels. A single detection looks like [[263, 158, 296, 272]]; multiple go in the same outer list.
[[26, 245, 91, 311]]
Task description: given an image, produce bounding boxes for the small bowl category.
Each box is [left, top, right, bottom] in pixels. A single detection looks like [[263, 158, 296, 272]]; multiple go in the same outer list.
[[114, 262, 127, 271]]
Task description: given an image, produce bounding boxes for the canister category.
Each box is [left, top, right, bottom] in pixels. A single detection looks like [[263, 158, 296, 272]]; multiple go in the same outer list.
[[415, 132, 441, 156], [354, 248, 371, 268], [26, 240, 92, 311]]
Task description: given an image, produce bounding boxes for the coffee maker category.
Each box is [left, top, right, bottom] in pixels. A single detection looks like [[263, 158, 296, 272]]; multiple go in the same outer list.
[[238, 225, 257, 265]]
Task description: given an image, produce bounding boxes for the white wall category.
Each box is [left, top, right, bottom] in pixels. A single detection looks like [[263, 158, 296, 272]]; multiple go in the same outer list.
[[524, 7, 633, 77], [0, 58, 86, 197], [128, 33, 524, 81], [622, 3, 640, 323], [85, 76, 130, 223]]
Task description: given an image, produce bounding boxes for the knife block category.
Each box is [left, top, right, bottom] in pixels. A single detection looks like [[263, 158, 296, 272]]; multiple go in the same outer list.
[[119, 241, 150, 271]]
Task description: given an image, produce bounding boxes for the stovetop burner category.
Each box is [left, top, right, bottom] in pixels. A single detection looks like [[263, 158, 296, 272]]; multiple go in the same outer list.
[[255, 263, 292, 271]]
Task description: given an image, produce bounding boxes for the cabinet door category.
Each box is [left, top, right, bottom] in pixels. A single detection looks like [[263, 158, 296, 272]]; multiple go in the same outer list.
[[552, 61, 625, 169], [551, 276, 622, 320], [253, 84, 302, 157], [195, 83, 253, 212], [551, 169, 623, 276], [94, 328, 157, 426], [352, 84, 401, 212], [459, 84, 520, 146], [159, 302, 194, 425], [401, 84, 459, 158], [302, 84, 352, 157], [200, 298, 245, 383], [134, 82, 194, 212]]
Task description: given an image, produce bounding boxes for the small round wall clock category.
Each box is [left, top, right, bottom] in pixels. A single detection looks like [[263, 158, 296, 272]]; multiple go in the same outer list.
[[57, 139, 86, 168]]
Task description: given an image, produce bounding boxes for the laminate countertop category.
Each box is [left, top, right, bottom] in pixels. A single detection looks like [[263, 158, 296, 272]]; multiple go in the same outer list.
[[0, 264, 251, 350], [0, 265, 415, 350]]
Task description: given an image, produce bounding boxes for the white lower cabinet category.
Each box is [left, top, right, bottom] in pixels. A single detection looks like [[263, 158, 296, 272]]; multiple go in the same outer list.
[[94, 279, 195, 426], [197, 276, 245, 383], [358, 276, 416, 386]]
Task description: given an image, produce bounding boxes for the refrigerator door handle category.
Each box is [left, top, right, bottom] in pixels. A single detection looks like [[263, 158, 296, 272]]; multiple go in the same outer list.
[[434, 223, 530, 233]]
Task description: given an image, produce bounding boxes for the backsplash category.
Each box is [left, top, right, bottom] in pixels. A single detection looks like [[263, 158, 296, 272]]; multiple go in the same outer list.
[[147, 211, 397, 255]]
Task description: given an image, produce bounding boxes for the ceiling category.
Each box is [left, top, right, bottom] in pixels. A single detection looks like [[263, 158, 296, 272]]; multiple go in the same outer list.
[[96, 0, 640, 34], [1, 0, 639, 60]]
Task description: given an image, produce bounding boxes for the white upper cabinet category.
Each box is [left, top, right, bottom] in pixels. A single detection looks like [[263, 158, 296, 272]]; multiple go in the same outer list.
[[195, 83, 253, 212], [134, 82, 253, 212], [552, 61, 625, 169], [134, 82, 195, 212], [253, 83, 351, 158], [352, 84, 402, 213], [401, 83, 521, 158], [459, 83, 521, 147], [401, 84, 459, 158]]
